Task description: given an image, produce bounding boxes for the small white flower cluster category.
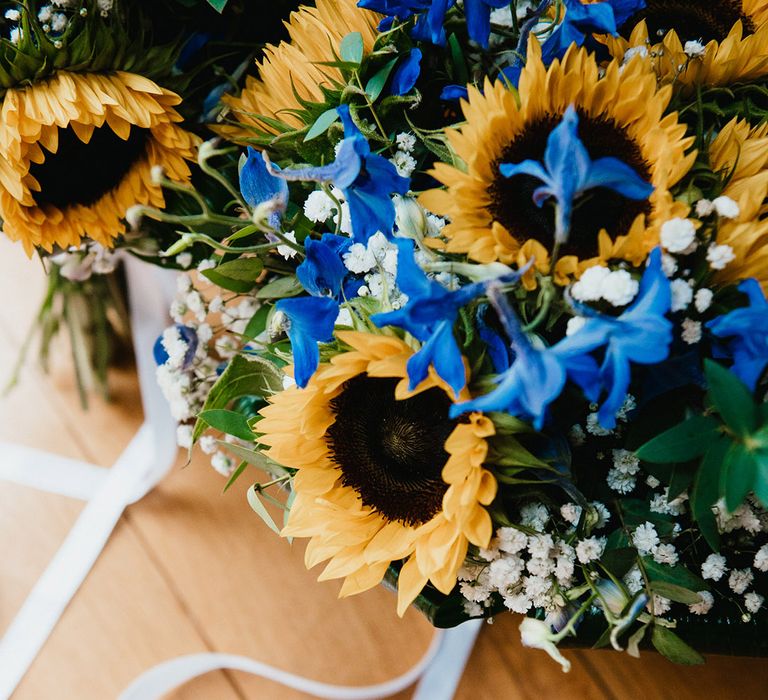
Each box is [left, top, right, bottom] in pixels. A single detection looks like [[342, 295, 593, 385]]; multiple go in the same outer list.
[[49, 242, 118, 282], [460, 502, 612, 617], [389, 132, 417, 177], [303, 187, 353, 235], [699, 548, 766, 617], [571, 265, 639, 307], [342, 231, 407, 308], [607, 449, 641, 494], [683, 40, 707, 59], [716, 498, 767, 535], [649, 488, 687, 517], [630, 521, 681, 569], [578, 394, 636, 439]]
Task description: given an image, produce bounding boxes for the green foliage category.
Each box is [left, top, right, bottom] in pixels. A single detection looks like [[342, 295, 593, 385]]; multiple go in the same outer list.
[[201, 257, 264, 292], [193, 354, 282, 442], [651, 626, 705, 666]]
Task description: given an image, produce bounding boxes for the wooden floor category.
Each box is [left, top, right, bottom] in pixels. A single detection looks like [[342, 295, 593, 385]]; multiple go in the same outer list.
[[0, 237, 766, 699]]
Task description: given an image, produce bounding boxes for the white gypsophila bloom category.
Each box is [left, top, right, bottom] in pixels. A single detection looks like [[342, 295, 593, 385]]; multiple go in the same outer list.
[[462, 600, 484, 617], [616, 394, 637, 422], [632, 522, 660, 555], [670, 278, 694, 312], [176, 424, 193, 450], [9, 27, 21, 44], [575, 537, 606, 564], [701, 553, 728, 581], [728, 568, 754, 595], [555, 544, 576, 585], [208, 296, 224, 315], [745, 592, 764, 614], [681, 318, 702, 345], [571, 265, 610, 302], [210, 451, 234, 476], [650, 488, 687, 516], [660, 218, 696, 253], [395, 132, 417, 152], [523, 575, 551, 599], [186, 290, 204, 314], [50, 12, 67, 32], [591, 501, 611, 529], [38, 6, 53, 23], [497, 527, 529, 554], [646, 475, 661, 489], [503, 592, 532, 614], [527, 556, 556, 578], [647, 594, 671, 615], [568, 424, 586, 446], [695, 198, 715, 217], [169, 300, 186, 323], [683, 40, 706, 57], [336, 306, 353, 327], [689, 590, 714, 615], [707, 243, 736, 270], [368, 231, 399, 274], [4, 9, 20, 21], [712, 195, 740, 219], [527, 533, 554, 559], [478, 541, 501, 561], [196, 323, 213, 345], [653, 543, 679, 566], [214, 334, 239, 359], [196, 259, 216, 274], [199, 435, 218, 455], [601, 269, 639, 307], [623, 45, 648, 64], [607, 468, 636, 494], [176, 274, 192, 294], [331, 188, 353, 234], [755, 544, 768, 572], [276, 231, 299, 259], [586, 412, 613, 436], [520, 502, 550, 531], [390, 150, 417, 177], [661, 253, 679, 278], [489, 5, 514, 26], [488, 556, 525, 591], [460, 577, 492, 603], [174, 252, 192, 272], [694, 288, 714, 313], [565, 316, 586, 336], [612, 449, 640, 475], [303, 189, 335, 222], [458, 562, 484, 581], [560, 503, 582, 525], [161, 327, 189, 369], [425, 213, 446, 237], [624, 565, 644, 595], [97, 0, 114, 16]]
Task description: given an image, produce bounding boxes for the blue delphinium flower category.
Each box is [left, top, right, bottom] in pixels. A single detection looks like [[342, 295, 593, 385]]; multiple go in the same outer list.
[[464, 0, 515, 48], [372, 239, 506, 397], [707, 279, 768, 391], [554, 248, 673, 428], [500, 105, 654, 244], [268, 105, 409, 243], [275, 297, 339, 388], [391, 48, 423, 95], [540, 0, 618, 65], [359, 1, 454, 45], [239, 147, 289, 229], [153, 325, 198, 369], [295, 234, 351, 299]]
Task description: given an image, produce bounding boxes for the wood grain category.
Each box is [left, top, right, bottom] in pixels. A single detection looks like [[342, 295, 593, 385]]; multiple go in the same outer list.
[[0, 237, 766, 699]]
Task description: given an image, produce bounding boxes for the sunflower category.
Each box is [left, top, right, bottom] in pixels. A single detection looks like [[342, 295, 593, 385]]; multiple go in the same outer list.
[[257, 331, 497, 615], [218, 0, 380, 140], [603, 0, 768, 89], [0, 71, 199, 254], [419, 39, 695, 282], [707, 118, 768, 290]]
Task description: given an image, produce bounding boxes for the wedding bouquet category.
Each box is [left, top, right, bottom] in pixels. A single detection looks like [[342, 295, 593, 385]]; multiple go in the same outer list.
[[3, 0, 767, 673]]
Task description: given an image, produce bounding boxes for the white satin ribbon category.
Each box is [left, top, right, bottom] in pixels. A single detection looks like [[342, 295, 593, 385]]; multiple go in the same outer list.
[[0, 256, 481, 700]]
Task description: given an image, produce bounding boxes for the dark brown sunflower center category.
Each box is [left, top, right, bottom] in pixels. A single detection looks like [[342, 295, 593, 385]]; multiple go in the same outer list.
[[619, 0, 754, 43], [488, 111, 652, 259], [30, 125, 150, 210], [326, 374, 456, 527]]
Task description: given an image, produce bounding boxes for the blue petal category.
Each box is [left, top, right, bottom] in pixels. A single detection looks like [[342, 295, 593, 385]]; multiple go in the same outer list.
[[296, 237, 349, 298], [277, 297, 339, 388], [500, 159, 551, 184], [440, 84, 469, 101], [239, 147, 289, 209], [391, 48, 423, 95], [583, 156, 655, 200]]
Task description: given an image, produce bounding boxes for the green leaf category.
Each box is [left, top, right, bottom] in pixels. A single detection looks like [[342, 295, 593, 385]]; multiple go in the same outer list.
[[339, 32, 364, 64], [723, 442, 758, 512], [650, 581, 702, 605], [241, 304, 271, 341], [636, 415, 721, 463], [206, 0, 228, 11], [600, 547, 636, 578], [201, 268, 256, 293], [691, 438, 728, 551], [753, 449, 768, 508], [207, 258, 264, 283], [221, 441, 288, 477], [643, 558, 708, 592], [247, 485, 281, 535], [651, 626, 705, 665], [198, 409, 256, 442], [254, 275, 304, 299], [364, 57, 398, 101], [704, 359, 758, 435], [304, 108, 340, 142], [626, 625, 647, 658], [193, 355, 283, 442], [223, 460, 249, 493]]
